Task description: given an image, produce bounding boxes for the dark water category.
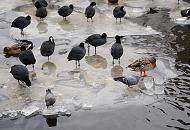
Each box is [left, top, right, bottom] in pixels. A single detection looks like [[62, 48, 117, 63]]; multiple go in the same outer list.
[[0, 1, 190, 130]]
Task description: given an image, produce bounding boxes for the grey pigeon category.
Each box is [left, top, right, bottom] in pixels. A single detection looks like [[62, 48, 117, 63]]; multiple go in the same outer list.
[[40, 36, 55, 61], [11, 16, 31, 35], [45, 89, 56, 108], [85, 33, 107, 54], [67, 43, 86, 67], [113, 6, 126, 22], [10, 65, 31, 87], [85, 2, 96, 22], [58, 4, 74, 20], [19, 46, 36, 71], [111, 35, 123, 64], [114, 75, 140, 87]]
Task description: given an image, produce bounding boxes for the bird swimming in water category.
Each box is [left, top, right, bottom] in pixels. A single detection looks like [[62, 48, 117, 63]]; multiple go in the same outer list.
[[11, 15, 31, 35], [114, 75, 140, 87], [10, 65, 31, 87], [58, 4, 74, 20], [67, 43, 86, 67], [85, 2, 96, 22], [181, 9, 190, 17], [45, 89, 56, 108], [40, 36, 55, 61], [34, 0, 48, 8], [35, 1, 47, 20], [113, 6, 126, 22], [85, 33, 107, 54], [19, 46, 36, 71], [127, 57, 156, 76], [111, 35, 123, 65]]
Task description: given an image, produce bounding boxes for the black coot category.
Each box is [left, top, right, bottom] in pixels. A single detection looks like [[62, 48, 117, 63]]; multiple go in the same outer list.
[[58, 4, 74, 20], [35, 1, 47, 20], [19, 46, 36, 71], [11, 16, 31, 35], [67, 43, 86, 67], [40, 36, 55, 61], [85, 33, 107, 54], [45, 89, 56, 108], [181, 9, 190, 17], [113, 6, 126, 22], [111, 35, 123, 64], [10, 65, 31, 87], [85, 2, 96, 22]]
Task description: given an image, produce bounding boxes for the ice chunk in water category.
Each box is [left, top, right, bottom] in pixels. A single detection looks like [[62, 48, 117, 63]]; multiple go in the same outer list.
[[7, 110, 20, 120], [21, 105, 40, 118], [0, 113, 2, 119], [139, 76, 154, 90]]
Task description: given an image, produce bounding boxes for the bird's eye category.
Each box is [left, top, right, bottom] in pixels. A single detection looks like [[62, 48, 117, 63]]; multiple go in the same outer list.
[[140, 64, 144, 68]]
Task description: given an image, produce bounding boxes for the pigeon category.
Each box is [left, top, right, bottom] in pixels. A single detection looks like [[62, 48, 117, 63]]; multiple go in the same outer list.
[[114, 75, 140, 87], [45, 89, 56, 108]]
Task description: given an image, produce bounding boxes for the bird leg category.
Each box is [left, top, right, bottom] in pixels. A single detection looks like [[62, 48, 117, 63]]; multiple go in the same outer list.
[[88, 44, 90, 55], [91, 18, 93, 22], [18, 80, 21, 85], [64, 17, 67, 21], [78, 60, 80, 67], [118, 58, 120, 65], [32, 64, 35, 71], [21, 29, 24, 36], [112, 58, 114, 65], [48, 56, 49, 62], [75, 60, 78, 68], [143, 71, 147, 77], [116, 18, 117, 23], [95, 47, 96, 55], [120, 18, 121, 23]]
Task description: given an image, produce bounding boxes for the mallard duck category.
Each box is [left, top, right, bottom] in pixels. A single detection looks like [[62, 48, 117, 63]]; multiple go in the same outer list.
[[3, 40, 33, 58], [127, 57, 156, 76], [108, 0, 118, 4]]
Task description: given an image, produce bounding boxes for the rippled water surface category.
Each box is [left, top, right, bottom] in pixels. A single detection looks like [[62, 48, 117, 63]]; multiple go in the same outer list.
[[0, 0, 189, 130]]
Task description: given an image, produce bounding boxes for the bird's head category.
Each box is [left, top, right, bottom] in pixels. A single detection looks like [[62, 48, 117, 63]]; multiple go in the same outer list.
[[35, 1, 42, 9], [79, 42, 85, 48], [90, 2, 96, 7], [49, 36, 54, 43], [101, 33, 107, 38], [26, 15, 31, 20], [3, 47, 11, 53], [149, 57, 157, 67], [115, 35, 121, 43], [120, 6, 125, 11], [20, 45, 26, 51], [25, 78, 31, 87], [69, 4, 74, 9], [46, 88, 51, 93]]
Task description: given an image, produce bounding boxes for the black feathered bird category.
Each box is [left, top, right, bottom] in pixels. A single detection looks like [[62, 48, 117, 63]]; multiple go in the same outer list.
[[113, 6, 126, 22], [181, 9, 190, 17], [111, 35, 123, 64], [67, 43, 86, 67], [10, 65, 31, 87], [45, 89, 56, 108], [40, 36, 55, 61], [35, 1, 47, 20], [11, 16, 31, 35], [34, 0, 48, 8], [85, 33, 107, 54], [85, 2, 96, 22], [19, 46, 36, 71], [58, 4, 74, 20]]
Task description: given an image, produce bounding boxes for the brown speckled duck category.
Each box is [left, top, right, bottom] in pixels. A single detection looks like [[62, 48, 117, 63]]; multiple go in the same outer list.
[[127, 57, 156, 76], [108, 0, 118, 4], [4, 40, 33, 58]]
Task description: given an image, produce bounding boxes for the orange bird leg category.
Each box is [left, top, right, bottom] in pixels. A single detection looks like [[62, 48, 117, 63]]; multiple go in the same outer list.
[[143, 71, 147, 77]]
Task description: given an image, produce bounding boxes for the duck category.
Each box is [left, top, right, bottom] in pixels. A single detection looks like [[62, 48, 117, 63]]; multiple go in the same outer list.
[[34, 0, 48, 8], [11, 15, 31, 35], [181, 9, 190, 17], [113, 6, 126, 22], [127, 57, 156, 76], [35, 1, 48, 20], [45, 89, 56, 108], [108, 0, 118, 4], [85, 33, 107, 54], [40, 36, 55, 61], [114, 75, 140, 87], [19, 46, 36, 71], [111, 35, 123, 64], [85, 2, 96, 22], [57, 4, 74, 20], [67, 43, 86, 67], [4, 40, 33, 58], [10, 65, 31, 87]]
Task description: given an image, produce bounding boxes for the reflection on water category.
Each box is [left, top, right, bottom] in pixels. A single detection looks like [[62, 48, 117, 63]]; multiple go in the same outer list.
[[42, 61, 57, 75], [111, 65, 123, 78], [45, 117, 57, 127], [37, 22, 48, 33], [85, 54, 107, 69]]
